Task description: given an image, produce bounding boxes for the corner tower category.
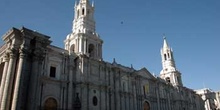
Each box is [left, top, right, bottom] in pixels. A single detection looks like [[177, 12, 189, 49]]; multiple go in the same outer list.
[[64, 0, 103, 60], [160, 37, 183, 86]]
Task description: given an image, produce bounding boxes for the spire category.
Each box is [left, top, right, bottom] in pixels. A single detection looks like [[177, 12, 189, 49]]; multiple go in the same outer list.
[[163, 36, 169, 49], [160, 37, 183, 86]]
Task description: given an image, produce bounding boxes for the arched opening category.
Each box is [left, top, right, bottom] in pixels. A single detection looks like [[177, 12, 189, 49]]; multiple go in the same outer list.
[[166, 77, 171, 83], [44, 98, 58, 110], [70, 44, 75, 53], [143, 101, 150, 110], [164, 54, 167, 60], [82, 8, 85, 15], [92, 96, 98, 106], [88, 44, 95, 57]]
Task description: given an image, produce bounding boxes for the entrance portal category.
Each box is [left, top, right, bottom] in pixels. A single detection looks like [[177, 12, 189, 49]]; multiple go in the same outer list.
[[143, 101, 150, 110], [44, 98, 58, 110]]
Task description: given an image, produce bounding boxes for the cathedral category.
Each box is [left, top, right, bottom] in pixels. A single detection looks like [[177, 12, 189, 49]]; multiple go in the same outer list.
[[0, 0, 205, 110]]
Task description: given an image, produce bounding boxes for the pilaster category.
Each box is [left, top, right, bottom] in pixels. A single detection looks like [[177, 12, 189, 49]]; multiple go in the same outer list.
[[67, 56, 75, 109], [27, 48, 45, 110]]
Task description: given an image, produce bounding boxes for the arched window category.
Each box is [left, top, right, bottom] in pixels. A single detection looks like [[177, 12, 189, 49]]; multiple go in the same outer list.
[[164, 54, 167, 60], [88, 44, 95, 57], [168, 53, 170, 58], [166, 77, 171, 83], [92, 96, 98, 106], [82, 8, 85, 15], [44, 98, 58, 110]]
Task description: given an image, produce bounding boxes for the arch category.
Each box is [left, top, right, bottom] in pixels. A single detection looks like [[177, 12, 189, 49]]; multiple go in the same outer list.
[[164, 54, 167, 60], [44, 97, 58, 110], [82, 8, 85, 15], [70, 44, 75, 53], [88, 44, 95, 57], [165, 77, 171, 83], [143, 101, 150, 110], [92, 96, 98, 106]]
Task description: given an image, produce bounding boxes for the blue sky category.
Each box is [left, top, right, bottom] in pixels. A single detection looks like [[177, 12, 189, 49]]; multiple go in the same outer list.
[[0, 0, 219, 91]]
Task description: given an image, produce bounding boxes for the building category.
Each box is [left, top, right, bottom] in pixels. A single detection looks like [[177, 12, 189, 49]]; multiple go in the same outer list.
[[196, 88, 220, 110], [0, 0, 204, 110]]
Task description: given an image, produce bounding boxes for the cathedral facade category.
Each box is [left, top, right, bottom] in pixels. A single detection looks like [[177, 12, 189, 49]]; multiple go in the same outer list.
[[0, 0, 204, 110]]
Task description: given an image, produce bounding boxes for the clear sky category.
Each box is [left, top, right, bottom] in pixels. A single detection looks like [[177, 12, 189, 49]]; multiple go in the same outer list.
[[0, 0, 219, 91]]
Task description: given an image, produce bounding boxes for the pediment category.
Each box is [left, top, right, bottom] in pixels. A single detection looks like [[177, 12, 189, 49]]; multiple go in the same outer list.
[[136, 68, 156, 80]]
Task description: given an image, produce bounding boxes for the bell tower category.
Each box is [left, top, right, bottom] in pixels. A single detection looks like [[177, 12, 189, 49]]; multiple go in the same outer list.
[[64, 0, 103, 60], [160, 37, 183, 86]]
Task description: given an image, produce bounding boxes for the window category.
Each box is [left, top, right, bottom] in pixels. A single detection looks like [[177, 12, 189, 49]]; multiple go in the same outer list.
[[166, 77, 171, 83], [88, 44, 95, 57], [82, 8, 85, 15], [164, 54, 167, 60], [50, 66, 56, 78], [143, 86, 146, 96], [93, 96, 98, 106]]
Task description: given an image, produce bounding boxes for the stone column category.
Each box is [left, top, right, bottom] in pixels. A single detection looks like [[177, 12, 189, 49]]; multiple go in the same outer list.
[[156, 84, 161, 110], [0, 54, 9, 103], [0, 50, 17, 110], [11, 48, 27, 110]]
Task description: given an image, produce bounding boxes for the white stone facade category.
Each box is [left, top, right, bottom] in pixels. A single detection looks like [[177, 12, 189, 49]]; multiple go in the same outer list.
[[0, 0, 205, 110], [195, 88, 220, 110]]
